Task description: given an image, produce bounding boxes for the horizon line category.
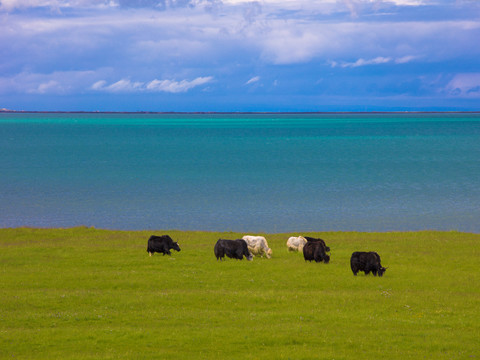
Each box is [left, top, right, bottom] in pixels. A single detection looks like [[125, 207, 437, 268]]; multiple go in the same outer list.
[[2, 110, 480, 115]]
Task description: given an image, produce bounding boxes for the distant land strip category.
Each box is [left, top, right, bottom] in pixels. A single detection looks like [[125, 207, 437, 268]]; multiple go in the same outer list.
[[1, 109, 480, 115]]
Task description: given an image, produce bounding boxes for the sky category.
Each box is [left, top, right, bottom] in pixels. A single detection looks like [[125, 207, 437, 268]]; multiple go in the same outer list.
[[1, 0, 480, 112]]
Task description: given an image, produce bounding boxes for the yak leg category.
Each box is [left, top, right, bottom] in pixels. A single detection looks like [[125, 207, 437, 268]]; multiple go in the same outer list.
[[162, 244, 171, 255]]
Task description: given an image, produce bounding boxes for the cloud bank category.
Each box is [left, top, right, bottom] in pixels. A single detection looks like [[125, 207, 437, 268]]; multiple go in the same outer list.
[[92, 77, 213, 93], [1, 0, 479, 110]]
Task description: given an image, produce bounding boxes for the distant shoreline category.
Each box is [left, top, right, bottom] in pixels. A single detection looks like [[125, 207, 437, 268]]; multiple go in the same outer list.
[[1, 227, 478, 235], [1, 109, 480, 115]]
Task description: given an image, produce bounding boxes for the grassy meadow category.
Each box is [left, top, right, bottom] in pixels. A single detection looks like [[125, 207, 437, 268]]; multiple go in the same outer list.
[[1, 227, 479, 359]]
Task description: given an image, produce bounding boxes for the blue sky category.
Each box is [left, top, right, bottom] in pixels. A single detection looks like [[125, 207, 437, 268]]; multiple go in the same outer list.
[[1, 0, 479, 112]]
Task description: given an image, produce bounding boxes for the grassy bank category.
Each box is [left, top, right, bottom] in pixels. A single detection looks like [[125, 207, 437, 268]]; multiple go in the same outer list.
[[1, 228, 479, 359]]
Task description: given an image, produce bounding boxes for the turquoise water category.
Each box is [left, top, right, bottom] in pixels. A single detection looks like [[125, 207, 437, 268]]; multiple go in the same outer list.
[[1, 112, 479, 232]]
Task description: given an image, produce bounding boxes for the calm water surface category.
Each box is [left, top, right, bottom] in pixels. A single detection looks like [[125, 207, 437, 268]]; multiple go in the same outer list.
[[1, 113, 479, 232]]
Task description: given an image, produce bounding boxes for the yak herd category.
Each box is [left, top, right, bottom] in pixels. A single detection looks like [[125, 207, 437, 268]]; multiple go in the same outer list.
[[147, 234, 387, 277]]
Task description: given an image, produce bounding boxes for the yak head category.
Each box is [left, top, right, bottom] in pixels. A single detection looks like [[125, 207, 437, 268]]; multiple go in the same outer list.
[[172, 242, 181, 252], [266, 248, 273, 259], [323, 254, 330, 264], [378, 266, 387, 277], [246, 251, 254, 261]]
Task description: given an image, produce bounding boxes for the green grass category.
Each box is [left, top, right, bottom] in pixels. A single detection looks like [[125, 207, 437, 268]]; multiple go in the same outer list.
[[1, 227, 479, 359]]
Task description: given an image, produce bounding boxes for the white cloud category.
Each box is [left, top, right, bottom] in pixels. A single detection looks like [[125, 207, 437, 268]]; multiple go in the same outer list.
[[0, 0, 56, 11], [329, 55, 419, 68], [0, 71, 212, 95], [91, 80, 107, 90], [221, 0, 424, 7], [261, 28, 329, 64], [93, 76, 214, 93], [105, 79, 144, 92], [341, 56, 392, 68], [446, 73, 480, 97], [395, 55, 419, 64], [259, 20, 435, 65], [146, 77, 213, 93], [0, 0, 224, 11], [33, 80, 64, 94], [388, 0, 424, 5], [3, 1, 479, 70], [0, 70, 98, 94], [0, 0, 116, 11], [246, 76, 260, 85], [0, 0, 426, 10]]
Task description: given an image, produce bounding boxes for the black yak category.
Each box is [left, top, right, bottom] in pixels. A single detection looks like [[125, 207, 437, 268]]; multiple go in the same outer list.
[[147, 235, 181, 256], [304, 236, 331, 252], [350, 251, 387, 276], [303, 241, 330, 263], [214, 239, 253, 261]]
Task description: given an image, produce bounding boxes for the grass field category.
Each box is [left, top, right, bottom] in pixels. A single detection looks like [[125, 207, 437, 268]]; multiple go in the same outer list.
[[1, 227, 479, 359]]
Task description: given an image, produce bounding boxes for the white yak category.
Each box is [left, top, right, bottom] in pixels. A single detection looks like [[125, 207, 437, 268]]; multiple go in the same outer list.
[[242, 235, 272, 259], [286, 236, 307, 252]]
